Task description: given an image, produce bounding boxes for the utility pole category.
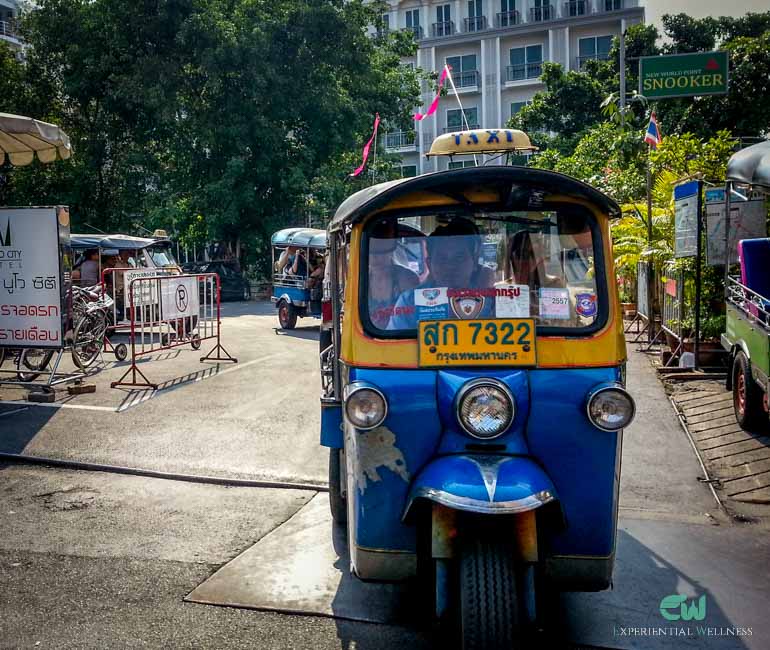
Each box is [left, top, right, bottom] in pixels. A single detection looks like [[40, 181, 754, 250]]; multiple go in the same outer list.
[[619, 30, 626, 129]]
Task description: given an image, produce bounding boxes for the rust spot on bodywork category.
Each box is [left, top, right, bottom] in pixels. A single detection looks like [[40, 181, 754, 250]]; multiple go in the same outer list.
[[356, 426, 409, 494]]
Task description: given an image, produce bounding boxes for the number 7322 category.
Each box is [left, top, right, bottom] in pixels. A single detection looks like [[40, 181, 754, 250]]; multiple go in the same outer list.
[[468, 320, 531, 346]]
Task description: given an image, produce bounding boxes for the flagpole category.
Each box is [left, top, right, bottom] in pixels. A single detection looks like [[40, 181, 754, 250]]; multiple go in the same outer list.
[[371, 126, 378, 185], [444, 65, 479, 166]]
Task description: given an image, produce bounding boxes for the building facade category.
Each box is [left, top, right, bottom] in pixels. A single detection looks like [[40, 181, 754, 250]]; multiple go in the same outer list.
[[0, 0, 22, 49], [382, 0, 644, 175]]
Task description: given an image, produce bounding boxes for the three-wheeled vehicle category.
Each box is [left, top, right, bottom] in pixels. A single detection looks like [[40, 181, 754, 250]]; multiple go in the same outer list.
[[721, 140, 770, 430], [319, 129, 635, 648], [271, 227, 327, 329]]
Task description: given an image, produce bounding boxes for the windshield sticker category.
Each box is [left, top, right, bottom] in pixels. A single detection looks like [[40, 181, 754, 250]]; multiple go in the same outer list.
[[539, 288, 570, 320], [450, 295, 485, 319], [415, 287, 449, 320], [575, 292, 597, 318], [494, 284, 530, 318]]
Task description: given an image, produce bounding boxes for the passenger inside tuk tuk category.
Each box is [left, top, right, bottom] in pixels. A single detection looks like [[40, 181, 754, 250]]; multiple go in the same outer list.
[[367, 210, 601, 333], [367, 221, 421, 329]]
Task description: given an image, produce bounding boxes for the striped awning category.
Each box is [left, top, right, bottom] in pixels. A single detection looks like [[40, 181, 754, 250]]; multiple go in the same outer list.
[[0, 112, 72, 166]]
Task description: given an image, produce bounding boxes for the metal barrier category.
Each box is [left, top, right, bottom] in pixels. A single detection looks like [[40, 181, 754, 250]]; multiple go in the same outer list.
[[659, 263, 685, 364], [111, 273, 237, 389]]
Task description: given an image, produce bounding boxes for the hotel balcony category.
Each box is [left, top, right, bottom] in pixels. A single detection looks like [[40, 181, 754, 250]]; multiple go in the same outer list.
[[431, 21, 455, 37], [563, 0, 590, 17], [464, 16, 487, 33], [384, 131, 417, 152], [506, 62, 543, 82], [495, 10, 521, 27], [528, 5, 555, 22], [576, 53, 610, 70]]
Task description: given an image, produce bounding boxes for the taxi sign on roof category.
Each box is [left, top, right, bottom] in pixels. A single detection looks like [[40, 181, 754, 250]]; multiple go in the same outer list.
[[428, 128, 536, 158]]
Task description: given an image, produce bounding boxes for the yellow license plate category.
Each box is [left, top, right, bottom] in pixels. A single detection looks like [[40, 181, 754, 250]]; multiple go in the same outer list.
[[418, 318, 537, 367]]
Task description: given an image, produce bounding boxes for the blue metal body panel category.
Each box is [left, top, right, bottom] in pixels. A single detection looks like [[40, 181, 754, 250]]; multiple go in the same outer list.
[[272, 286, 309, 305], [320, 403, 343, 448], [343, 366, 623, 563], [526, 366, 622, 558], [403, 454, 556, 517]]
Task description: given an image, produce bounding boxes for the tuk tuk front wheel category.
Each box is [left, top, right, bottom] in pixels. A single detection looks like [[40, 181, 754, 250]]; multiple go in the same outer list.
[[278, 301, 297, 330], [328, 448, 346, 525], [459, 536, 520, 650], [732, 351, 766, 431]]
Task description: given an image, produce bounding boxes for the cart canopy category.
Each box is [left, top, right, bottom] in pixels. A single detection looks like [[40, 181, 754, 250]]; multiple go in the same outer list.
[[71, 234, 172, 250], [271, 228, 327, 249], [0, 112, 72, 166], [726, 140, 770, 191]]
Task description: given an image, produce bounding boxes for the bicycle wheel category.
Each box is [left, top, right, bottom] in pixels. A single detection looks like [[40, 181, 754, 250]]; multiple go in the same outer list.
[[17, 348, 55, 383], [71, 312, 107, 370]]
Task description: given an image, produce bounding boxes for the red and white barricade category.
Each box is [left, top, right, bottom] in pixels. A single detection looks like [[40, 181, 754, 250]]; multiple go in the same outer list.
[[110, 273, 237, 389]]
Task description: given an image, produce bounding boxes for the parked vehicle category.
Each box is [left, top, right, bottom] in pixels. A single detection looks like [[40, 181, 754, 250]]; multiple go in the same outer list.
[[271, 227, 327, 329], [182, 260, 251, 302], [721, 140, 770, 431], [319, 128, 635, 648]]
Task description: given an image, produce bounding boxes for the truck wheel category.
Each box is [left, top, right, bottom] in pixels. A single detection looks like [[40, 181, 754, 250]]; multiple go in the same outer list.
[[328, 448, 346, 525], [278, 301, 297, 330], [733, 351, 766, 431], [459, 535, 520, 650]]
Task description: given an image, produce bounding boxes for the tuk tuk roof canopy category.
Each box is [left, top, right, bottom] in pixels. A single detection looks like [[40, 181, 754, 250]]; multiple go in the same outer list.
[[71, 233, 172, 251], [329, 166, 621, 232], [0, 112, 72, 166], [427, 128, 537, 158], [726, 139, 770, 192], [271, 227, 327, 249]]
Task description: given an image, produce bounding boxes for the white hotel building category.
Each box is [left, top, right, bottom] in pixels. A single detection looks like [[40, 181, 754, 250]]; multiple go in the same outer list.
[[0, 0, 21, 50], [381, 0, 645, 175]]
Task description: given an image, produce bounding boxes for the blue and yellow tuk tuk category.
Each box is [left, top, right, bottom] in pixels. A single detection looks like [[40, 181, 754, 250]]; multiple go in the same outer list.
[[319, 129, 635, 647], [271, 227, 327, 329]]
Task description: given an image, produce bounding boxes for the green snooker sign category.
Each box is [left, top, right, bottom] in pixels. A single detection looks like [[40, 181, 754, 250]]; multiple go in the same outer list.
[[639, 51, 729, 99]]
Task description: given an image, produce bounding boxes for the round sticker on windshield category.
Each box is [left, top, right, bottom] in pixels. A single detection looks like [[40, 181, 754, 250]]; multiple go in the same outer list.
[[575, 293, 597, 317]]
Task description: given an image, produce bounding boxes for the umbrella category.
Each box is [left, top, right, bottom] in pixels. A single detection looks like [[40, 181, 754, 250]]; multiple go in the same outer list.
[[726, 139, 770, 191], [0, 112, 72, 166]]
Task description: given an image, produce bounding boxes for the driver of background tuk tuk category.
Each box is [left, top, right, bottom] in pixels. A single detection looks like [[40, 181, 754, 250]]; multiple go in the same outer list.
[[386, 217, 494, 330]]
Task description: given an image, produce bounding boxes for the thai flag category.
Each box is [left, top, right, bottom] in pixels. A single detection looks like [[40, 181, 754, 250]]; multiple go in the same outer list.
[[644, 111, 661, 148]]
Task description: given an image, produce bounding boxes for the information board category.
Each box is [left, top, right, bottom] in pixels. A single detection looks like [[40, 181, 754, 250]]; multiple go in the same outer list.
[[0, 207, 71, 348], [674, 181, 701, 258], [705, 188, 767, 266], [639, 51, 729, 99]]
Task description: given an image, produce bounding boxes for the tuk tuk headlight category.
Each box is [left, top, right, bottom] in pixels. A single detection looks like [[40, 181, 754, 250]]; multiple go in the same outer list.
[[345, 382, 387, 430], [456, 379, 515, 440], [587, 386, 635, 431]]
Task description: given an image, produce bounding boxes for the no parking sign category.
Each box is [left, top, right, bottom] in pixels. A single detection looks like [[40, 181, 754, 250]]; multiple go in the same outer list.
[[161, 276, 199, 319]]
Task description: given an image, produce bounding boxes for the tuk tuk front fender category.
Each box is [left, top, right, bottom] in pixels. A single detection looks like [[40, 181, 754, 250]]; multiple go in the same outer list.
[[402, 455, 557, 521]]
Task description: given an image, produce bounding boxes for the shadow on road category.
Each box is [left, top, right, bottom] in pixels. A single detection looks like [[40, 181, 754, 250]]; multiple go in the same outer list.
[[273, 326, 320, 342]]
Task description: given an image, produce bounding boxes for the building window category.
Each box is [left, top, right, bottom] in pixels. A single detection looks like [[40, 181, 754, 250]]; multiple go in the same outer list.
[[400, 165, 418, 178], [446, 54, 479, 88], [466, 0, 486, 32], [497, 0, 518, 27], [604, 0, 623, 10], [507, 45, 542, 82], [448, 160, 477, 169], [446, 107, 479, 131], [434, 4, 453, 37], [577, 35, 612, 69], [511, 101, 528, 117], [405, 9, 421, 38]]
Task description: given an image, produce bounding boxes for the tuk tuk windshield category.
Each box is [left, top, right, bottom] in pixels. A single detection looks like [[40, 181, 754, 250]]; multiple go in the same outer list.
[[364, 211, 604, 335], [147, 245, 177, 267]]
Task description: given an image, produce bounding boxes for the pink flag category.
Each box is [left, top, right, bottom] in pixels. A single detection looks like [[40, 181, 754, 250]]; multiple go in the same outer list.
[[351, 113, 381, 177], [414, 66, 450, 121]]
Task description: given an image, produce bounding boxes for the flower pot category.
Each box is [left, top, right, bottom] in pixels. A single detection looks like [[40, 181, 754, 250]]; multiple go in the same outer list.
[[621, 302, 637, 317]]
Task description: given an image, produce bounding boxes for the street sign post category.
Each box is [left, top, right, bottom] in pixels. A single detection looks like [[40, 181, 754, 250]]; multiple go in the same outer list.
[[640, 51, 729, 100]]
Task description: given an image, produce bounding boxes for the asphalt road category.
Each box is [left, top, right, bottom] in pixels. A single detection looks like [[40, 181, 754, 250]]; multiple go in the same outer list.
[[0, 302, 769, 649]]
